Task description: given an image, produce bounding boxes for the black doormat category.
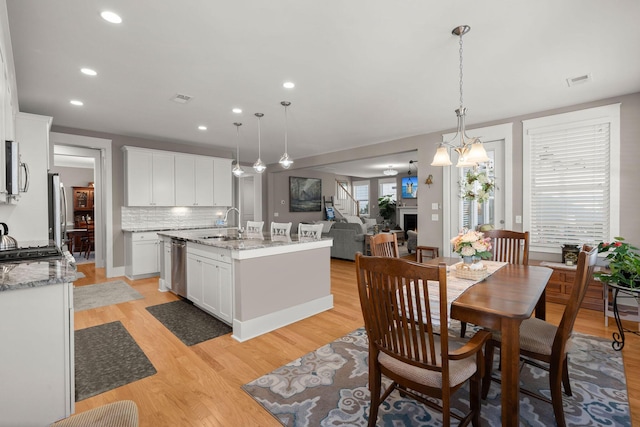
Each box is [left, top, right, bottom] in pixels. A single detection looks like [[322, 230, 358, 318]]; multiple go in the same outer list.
[[146, 299, 232, 346], [75, 321, 156, 401]]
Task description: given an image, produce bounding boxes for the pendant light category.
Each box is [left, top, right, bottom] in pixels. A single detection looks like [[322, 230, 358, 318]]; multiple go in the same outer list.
[[253, 113, 266, 173], [431, 25, 490, 167], [232, 122, 245, 177], [279, 101, 294, 169]]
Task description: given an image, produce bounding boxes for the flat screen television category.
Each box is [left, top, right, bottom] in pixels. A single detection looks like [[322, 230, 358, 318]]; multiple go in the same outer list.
[[401, 176, 418, 199]]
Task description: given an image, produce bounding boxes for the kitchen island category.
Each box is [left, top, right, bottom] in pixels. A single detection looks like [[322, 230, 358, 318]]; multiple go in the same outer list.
[[157, 229, 333, 342]]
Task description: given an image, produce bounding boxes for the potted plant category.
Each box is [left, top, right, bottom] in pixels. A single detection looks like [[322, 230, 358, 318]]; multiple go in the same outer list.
[[594, 237, 640, 288], [377, 195, 396, 230]]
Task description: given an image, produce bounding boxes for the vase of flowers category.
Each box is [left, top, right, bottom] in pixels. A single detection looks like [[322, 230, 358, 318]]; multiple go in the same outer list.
[[594, 237, 640, 288], [451, 229, 493, 263]]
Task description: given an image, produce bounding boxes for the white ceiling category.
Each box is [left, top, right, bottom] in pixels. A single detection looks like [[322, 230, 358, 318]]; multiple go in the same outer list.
[[5, 1, 640, 174]]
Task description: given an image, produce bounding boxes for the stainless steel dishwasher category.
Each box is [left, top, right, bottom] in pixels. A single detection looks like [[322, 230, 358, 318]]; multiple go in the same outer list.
[[171, 238, 187, 297]]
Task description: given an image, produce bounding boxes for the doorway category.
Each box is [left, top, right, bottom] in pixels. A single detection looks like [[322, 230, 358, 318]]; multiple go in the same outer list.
[[442, 123, 513, 256], [49, 132, 114, 276]]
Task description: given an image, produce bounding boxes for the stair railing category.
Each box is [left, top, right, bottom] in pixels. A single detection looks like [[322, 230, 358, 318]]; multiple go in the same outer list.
[[335, 180, 360, 217]]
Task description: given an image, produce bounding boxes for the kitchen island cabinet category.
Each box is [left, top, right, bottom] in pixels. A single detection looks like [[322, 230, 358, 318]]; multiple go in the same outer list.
[[158, 229, 333, 341]]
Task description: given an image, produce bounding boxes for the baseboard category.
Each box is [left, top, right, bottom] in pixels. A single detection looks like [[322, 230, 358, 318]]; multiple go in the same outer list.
[[231, 295, 334, 342]]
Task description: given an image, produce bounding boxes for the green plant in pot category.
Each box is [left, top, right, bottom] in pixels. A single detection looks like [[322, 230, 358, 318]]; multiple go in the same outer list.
[[594, 237, 640, 288], [377, 195, 396, 230]]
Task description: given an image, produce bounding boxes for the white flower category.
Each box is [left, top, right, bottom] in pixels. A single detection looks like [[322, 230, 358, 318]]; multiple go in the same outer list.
[[472, 241, 487, 251], [460, 246, 476, 256]]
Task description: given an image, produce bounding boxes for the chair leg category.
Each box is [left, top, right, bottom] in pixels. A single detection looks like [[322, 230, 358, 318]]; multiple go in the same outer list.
[[460, 321, 467, 337], [368, 364, 381, 427], [470, 364, 482, 426], [481, 340, 495, 399], [549, 357, 567, 427], [562, 357, 572, 396]]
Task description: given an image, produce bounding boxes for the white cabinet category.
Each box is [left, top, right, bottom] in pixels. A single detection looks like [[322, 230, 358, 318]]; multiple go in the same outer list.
[[213, 157, 232, 207], [186, 243, 233, 324], [125, 231, 161, 279], [123, 147, 175, 206], [0, 282, 74, 425], [175, 154, 214, 206]]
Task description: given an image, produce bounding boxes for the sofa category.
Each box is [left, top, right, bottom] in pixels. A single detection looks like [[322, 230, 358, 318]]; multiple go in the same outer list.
[[322, 222, 365, 261]]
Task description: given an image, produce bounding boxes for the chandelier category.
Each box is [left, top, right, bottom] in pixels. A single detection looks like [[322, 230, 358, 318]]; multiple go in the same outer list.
[[231, 122, 245, 177], [383, 165, 398, 176], [278, 101, 294, 169], [253, 113, 266, 173], [431, 25, 489, 168]]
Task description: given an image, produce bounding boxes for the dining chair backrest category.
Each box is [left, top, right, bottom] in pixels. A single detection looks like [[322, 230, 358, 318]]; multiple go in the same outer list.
[[270, 221, 292, 236], [369, 232, 399, 257], [246, 221, 264, 234], [483, 229, 529, 265], [297, 223, 323, 240]]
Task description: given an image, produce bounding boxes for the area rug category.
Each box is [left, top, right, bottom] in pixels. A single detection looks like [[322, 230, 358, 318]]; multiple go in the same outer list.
[[75, 321, 156, 401], [146, 299, 232, 346], [243, 327, 631, 426], [74, 280, 143, 311]]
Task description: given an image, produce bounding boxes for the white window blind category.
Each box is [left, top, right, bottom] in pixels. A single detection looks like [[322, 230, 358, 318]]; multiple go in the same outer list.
[[523, 104, 620, 253]]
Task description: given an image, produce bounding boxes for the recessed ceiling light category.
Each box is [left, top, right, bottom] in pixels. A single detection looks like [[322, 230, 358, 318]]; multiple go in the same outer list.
[[100, 11, 122, 24], [70, 100, 84, 106], [198, 125, 207, 131], [283, 82, 295, 89], [232, 108, 242, 114], [80, 68, 97, 76]]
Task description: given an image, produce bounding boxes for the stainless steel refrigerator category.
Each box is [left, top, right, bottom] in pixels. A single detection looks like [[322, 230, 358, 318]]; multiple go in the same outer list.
[[47, 173, 68, 248]]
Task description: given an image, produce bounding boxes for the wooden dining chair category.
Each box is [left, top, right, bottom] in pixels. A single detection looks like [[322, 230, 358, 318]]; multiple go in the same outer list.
[[460, 229, 530, 337], [270, 221, 292, 237], [481, 245, 597, 427], [80, 219, 95, 259], [416, 245, 440, 262], [369, 232, 399, 257], [484, 229, 530, 265], [355, 253, 491, 427]]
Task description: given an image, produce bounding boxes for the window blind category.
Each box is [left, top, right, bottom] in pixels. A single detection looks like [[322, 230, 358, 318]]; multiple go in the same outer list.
[[528, 122, 610, 249]]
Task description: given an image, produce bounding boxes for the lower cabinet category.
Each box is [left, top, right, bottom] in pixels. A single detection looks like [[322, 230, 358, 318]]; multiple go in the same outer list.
[[0, 282, 74, 425], [125, 232, 161, 280], [160, 239, 172, 291], [541, 263, 604, 311], [186, 244, 233, 324]]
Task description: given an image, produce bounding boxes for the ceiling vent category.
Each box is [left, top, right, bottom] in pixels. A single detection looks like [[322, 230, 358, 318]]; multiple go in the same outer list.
[[171, 93, 193, 104], [566, 73, 592, 87]]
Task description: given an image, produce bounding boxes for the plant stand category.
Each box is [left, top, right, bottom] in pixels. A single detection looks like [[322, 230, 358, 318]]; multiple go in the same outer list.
[[604, 282, 640, 351]]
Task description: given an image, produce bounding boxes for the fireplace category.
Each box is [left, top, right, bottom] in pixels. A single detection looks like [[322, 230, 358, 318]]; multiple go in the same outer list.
[[397, 207, 418, 238]]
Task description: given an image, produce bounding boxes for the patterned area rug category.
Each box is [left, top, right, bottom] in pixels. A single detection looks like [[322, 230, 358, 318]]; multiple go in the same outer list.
[[74, 280, 143, 311], [75, 321, 156, 401], [146, 299, 232, 346], [243, 326, 631, 426]]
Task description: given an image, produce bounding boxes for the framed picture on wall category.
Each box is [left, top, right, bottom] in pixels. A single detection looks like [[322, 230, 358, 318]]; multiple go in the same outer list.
[[401, 176, 418, 199], [289, 177, 322, 212]]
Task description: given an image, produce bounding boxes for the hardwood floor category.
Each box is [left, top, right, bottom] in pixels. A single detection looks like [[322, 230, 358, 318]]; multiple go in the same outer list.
[[72, 259, 640, 426]]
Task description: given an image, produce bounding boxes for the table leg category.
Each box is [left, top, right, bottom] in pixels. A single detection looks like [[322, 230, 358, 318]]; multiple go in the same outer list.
[[500, 319, 521, 426], [535, 289, 546, 320]]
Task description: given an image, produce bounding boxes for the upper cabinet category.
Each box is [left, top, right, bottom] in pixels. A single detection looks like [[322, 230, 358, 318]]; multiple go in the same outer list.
[[175, 155, 214, 206], [123, 146, 231, 208]]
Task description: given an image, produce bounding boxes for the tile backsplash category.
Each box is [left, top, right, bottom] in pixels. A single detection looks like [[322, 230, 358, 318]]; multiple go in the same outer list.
[[122, 206, 231, 230]]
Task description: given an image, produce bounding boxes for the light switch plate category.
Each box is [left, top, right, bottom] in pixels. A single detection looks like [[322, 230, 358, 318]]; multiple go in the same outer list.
[[515, 215, 522, 224], [431, 214, 439, 221], [274, 212, 279, 217], [431, 203, 439, 210]]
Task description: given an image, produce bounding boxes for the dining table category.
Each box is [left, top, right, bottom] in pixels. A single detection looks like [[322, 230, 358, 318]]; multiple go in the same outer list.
[[424, 257, 552, 427]]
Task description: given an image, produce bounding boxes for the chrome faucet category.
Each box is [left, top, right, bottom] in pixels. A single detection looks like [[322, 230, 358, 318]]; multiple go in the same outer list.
[[222, 207, 243, 238]]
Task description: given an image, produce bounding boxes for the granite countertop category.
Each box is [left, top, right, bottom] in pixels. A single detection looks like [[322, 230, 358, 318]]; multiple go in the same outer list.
[[157, 229, 332, 251], [122, 225, 238, 232], [0, 256, 77, 292]]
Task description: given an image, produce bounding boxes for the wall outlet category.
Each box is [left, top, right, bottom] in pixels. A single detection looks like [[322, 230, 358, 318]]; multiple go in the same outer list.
[[274, 212, 279, 217], [515, 215, 522, 224], [431, 214, 439, 221]]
